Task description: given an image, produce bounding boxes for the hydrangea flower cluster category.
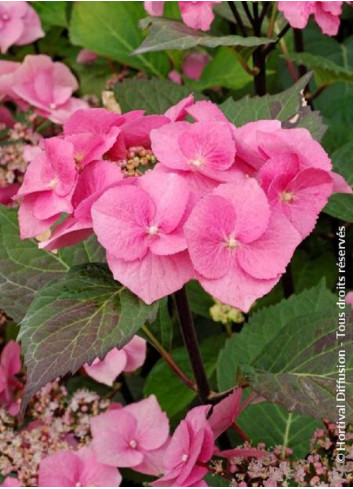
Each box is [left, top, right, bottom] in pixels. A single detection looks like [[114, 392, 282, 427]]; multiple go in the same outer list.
[[144, 1, 221, 31], [278, 1, 347, 36], [0, 55, 88, 124], [16, 95, 351, 312], [0, 1, 43, 54]]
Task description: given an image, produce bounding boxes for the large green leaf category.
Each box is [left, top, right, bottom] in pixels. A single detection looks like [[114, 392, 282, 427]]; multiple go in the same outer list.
[[32, 1, 69, 27], [19, 263, 158, 412], [324, 140, 353, 222], [237, 402, 320, 458], [114, 78, 204, 114], [0, 206, 104, 322], [220, 73, 326, 141], [217, 280, 336, 391], [69, 3, 169, 77], [249, 311, 353, 422], [133, 17, 273, 55], [145, 336, 224, 419], [287, 52, 353, 85]]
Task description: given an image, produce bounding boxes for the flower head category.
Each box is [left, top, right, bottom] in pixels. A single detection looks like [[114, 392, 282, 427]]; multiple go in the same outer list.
[[0, 2, 44, 53], [91, 395, 169, 475], [38, 447, 122, 487]]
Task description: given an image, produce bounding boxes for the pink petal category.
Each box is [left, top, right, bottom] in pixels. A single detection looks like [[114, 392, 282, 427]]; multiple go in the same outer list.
[[277, 2, 312, 28], [186, 100, 229, 123], [0, 477, 21, 487], [214, 179, 270, 243], [164, 94, 194, 122], [124, 395, 169, 451], [179, 1, 219, 31], [38, 451, 82, 486], [123, 336, 147, 372], [106, 250, 194, 304], [84, 348, 127, 386], [64, 108, 124, 136], [77, 447, 122, 487], [92, 184, 155, 262], [18, 195, 60, 239], [182, 52, 210, 81], [91, 410, 144, 467], [314, 3, 341, 35], [208, 388, 243, 439], [15, 4, 44, 46], [76, 49, 98, 64], [144, 1, 165, 16], [198, 259, 280, 313], [132, 440, 169, 476], [38, 216, 92, 251], [184, 194, 236, 279], [1, 341, 21, 377], [332, 172, 353, 194]]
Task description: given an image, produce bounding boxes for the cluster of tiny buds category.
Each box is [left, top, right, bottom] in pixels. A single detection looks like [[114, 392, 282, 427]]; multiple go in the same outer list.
[[118, 146, 157, 177]]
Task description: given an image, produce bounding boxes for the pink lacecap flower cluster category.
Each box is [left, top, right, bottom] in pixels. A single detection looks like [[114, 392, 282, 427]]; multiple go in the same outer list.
[[0, 54, 88, 124], [0, 1, 44, 53], [35, 388, 260, 487], [0, 340, 23, 415], [144, 1, 221, 31], [278, 1, 348, 36], [16, 95, 352, 312]]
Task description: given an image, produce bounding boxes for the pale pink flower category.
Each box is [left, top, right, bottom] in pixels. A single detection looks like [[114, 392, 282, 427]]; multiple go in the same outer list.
[[182, 52, 210, 80], [0, 341, 23, 416], [151, 119, 236, 195], [92, 171, 194, 304], [38, 447, 122, 487], [184, 179, 301, 312], [152, 405, 214, 487], [346, 292, 353, 309], [91, 395, 169, 475], [144, 1, 220, 31], [278, 2, 344, 36], [84, 336, 147, 386], [17, 137, 78, 239], [76, 48, 98, 64], [11, 55, 88, 124], [0, 477, 21, 487], [0, 1, 44, 53], [39, 159, 123, 251]]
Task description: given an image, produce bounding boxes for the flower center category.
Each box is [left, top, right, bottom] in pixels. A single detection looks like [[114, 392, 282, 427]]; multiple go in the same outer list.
[[147, 225, 159, 236], [129, 439, 138, 449], [281, 191, 294, 202], [118, 146, 157, 177], [181, 453, 189, 462], [225, 237, 238, 249], [190, 157, 204, 168], [49, 178, 58, 189]]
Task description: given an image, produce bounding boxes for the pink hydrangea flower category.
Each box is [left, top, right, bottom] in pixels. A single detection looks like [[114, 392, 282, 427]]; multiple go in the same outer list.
[[278, 1, 344, 36], [38, 447, 122, 487], [151, 119, 236, 195], [38, 161, 122, 250], [92, 170, 194, 304], [182, 52, 210, 81], [11, 55, 88, 124], [39, 159, 123, 251], [84, 336, 147, 386], [152, 405, 214, 487], [16, 137, 78, 239], [0, 341, 23, 416], [0, 477, 21, 487], [91, 395, 169, 476], [234, 123, 340, 238], [145, 1, 220, 31], [346, 292, 353, 309], [184, 178, 301, 312], [0, 1, 44, 53]]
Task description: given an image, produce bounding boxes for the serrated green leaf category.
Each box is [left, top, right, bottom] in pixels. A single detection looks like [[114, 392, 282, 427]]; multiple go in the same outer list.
[[324, 140, 353, 222], [114, 78, 204, 114], [69, 3, 169, 77], [19, 263, 158, 412], [250, 311, 353, 422], [287, 52, 353, 85], [237, 402, 320, 457], [220, 73, 326, 141], [133, 17, 274, 54], [217, 280, 336, 392], [0, 206, 105, 322]]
